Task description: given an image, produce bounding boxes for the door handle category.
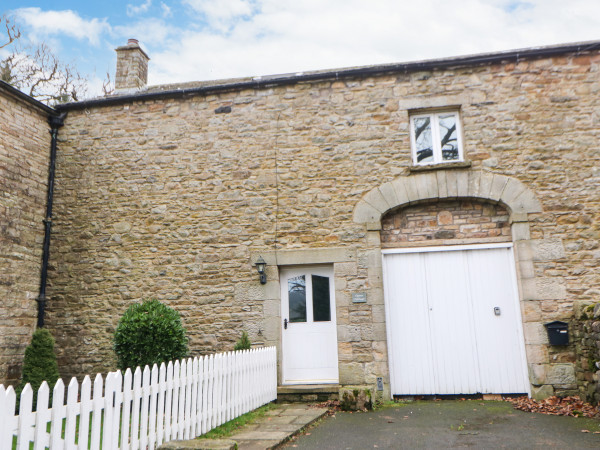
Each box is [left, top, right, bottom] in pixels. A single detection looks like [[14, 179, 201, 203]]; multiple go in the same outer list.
[[284, 318, 288, 329]]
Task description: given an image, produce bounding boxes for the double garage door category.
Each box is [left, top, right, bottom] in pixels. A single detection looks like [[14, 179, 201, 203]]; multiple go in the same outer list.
[[383, 244, 529, 395]]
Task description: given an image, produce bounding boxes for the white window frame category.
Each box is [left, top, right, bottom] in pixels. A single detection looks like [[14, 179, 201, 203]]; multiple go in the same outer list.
[[410, 110, 464, 166]]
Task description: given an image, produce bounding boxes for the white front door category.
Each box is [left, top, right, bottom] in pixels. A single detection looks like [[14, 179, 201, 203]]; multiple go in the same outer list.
[[280, 266, 339, 385], [383, 244, 530, 395]]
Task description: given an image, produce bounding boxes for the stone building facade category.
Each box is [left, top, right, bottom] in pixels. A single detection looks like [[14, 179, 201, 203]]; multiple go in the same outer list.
[[0, 83, 54, 384], [1, 41, 599, 400]]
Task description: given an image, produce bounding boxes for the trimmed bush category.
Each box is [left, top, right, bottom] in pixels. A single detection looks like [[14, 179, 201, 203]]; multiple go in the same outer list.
[[113, 299, 189, 371], [16, 328, 60, 407], [234, 331, 251, 351]]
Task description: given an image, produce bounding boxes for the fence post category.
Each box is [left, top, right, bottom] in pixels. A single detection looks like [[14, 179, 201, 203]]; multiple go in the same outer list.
[[78, 376, 92, 450], [50, 379, 65, 449], [164, 361, 174, 442], [64, 377, 79, 449], [120, 369, 133, 450], [156, 363, 167, 447], [17, 384, 34, 450], [90, 374, 103, 450], [0, 386, 17, 450], [140, 366, 151, 449], [149, 364, 159, 450]]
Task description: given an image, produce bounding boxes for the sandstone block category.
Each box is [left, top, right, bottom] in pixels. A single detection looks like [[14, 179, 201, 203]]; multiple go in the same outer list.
[[526, 344, 548, 363], [378, 182, 399, 210], [488, 174, 508, 202], [363, 188, 390, 214], [547, 363, 576, 385], [531, 384, 554, 400], [530, 239, 566, 261], [339, 362, 365, 385], [524, 323, 549, 345]]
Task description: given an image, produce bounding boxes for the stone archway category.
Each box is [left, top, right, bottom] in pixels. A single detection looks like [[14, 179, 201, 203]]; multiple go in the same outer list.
[[353, 169, 555, 398], [353, 170, 542, 228]]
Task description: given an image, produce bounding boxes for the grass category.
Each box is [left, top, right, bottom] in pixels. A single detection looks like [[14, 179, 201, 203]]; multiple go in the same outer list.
[[200, 402, 278, 439], [373, 399, 407, 411]]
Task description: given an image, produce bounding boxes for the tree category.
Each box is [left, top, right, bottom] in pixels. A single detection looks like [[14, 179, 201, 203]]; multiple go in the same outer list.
[[1, 15, 88, 104], [16, 328, 60, 409]]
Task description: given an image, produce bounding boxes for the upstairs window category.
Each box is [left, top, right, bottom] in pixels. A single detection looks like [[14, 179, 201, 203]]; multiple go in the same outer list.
[[410, 111, 464, 165]]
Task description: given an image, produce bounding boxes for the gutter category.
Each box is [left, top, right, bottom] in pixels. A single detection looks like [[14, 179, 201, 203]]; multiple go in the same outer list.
[[36, 113, 66, 328], [57, 40, 600, 112]]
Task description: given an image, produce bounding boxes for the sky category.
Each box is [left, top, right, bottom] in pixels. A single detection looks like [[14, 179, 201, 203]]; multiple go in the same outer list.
[[2, 1, 599, 98]]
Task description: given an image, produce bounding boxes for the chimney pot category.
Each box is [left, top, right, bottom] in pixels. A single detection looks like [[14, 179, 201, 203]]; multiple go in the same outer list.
[[114, 39, 150, 94]]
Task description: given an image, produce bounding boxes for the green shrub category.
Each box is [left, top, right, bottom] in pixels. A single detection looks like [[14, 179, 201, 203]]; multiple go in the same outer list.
[[113, 299, 189, 371], [234, 331, 251, 351], [16, 328, 60, 408]]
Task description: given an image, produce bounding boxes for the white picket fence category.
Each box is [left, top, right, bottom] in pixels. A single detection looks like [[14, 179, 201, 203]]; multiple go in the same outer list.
[[0, 347, 277, 450]]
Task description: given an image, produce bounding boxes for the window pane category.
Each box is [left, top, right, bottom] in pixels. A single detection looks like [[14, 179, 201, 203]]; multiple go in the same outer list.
[[413, 117, 433, 163], [438, 114, 459, 161], [288, 275, 306, 322], [312, 275, 331, 322]]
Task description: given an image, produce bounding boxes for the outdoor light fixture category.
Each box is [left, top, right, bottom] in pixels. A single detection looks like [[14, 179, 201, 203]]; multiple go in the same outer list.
[[255, 256, 267, 284]]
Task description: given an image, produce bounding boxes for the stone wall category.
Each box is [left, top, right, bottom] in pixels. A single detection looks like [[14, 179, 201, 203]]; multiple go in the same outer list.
[[0, 85, 51, 385], [574, 303, 600, 403], [47, 48, 600, 395]]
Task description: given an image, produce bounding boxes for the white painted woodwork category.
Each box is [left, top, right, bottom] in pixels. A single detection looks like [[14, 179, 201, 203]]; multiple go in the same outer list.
[[383, 244, 530, 396], [280, 265, 339, 384], [0, 347, 277, 449]]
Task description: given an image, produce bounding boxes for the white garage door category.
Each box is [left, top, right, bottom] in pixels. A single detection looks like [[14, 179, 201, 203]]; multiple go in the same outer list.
[[383, 244, 530, 396]]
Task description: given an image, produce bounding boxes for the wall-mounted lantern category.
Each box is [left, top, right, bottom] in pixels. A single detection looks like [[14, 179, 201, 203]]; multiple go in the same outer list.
[[255, 256, 267, 284]]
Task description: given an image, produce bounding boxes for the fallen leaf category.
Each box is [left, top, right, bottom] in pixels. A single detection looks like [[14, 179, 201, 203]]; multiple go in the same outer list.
[[505, 396, 600, 418]]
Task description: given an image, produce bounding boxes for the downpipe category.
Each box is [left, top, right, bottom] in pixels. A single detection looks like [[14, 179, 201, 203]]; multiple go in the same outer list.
[[36, 112, 66, 328]]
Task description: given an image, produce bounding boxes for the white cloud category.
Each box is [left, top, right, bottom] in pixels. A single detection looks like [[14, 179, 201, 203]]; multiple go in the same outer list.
[[14, 8, 110, 45], [127, 0, 153, 17], [183, 0, 254, 23], [161, 2, 173, 18], [114, 19, 174, 46], [149, 0, 600, 85]]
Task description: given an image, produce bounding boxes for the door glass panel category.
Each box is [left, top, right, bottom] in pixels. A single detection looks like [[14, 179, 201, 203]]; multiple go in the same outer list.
[[288, 275, 307, 322], [312, 275, 331, 322]]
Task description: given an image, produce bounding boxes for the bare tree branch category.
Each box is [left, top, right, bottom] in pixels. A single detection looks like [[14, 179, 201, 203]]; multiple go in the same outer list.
[[102, 71, 114, 96], [1, 15, 88, 104], [0, 15, 20, 50]]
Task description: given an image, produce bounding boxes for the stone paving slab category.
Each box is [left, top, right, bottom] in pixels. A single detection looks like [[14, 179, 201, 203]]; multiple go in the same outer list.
[[228, 403, 328, 449], [234, 440, 281, 450]]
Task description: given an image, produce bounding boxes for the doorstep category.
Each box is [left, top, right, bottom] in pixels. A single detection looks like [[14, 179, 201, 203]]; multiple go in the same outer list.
[[277, 384, 340, 403]]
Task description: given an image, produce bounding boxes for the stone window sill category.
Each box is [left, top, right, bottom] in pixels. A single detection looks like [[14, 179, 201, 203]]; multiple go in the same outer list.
[[408, 160, 472, 173]]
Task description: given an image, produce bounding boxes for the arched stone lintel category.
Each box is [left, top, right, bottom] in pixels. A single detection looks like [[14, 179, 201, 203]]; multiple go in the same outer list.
[[353, 170, 542, 225]]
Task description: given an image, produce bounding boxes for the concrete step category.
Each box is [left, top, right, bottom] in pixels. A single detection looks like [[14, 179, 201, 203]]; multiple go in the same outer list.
[[277, 384, 339, 403]]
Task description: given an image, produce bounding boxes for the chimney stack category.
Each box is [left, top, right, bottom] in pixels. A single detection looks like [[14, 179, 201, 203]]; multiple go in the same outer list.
[[114, 39, 150, 93]]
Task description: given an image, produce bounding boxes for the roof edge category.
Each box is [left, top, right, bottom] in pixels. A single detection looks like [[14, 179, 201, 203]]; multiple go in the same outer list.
[[58, 40, 600, 112], [0, 80, 58, 115]]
